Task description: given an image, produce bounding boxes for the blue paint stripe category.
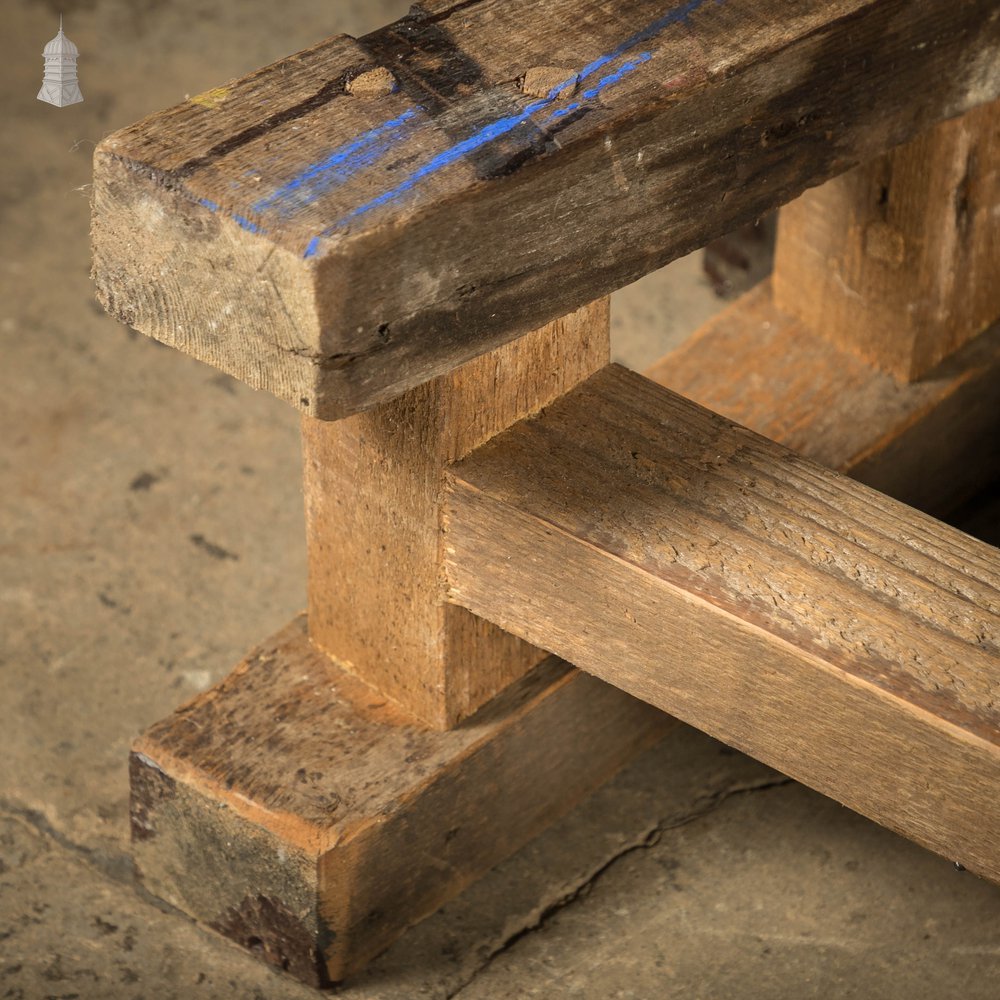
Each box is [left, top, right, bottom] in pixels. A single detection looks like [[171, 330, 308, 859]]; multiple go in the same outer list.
[[323, 51, 653, 235], [190, 0, 720, 256], [300, 0, 718, 255], [580, 52, 653, 100], [199, 196, 267, 236], [252, 109, 417, 217], [232, 213, 264, 234]]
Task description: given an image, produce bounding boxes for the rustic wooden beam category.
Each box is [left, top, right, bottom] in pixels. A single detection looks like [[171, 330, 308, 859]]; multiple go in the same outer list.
[[443, 364, 1000, 882], [773, 99, 1000, 381], [92, 0, 1000, 418], [302, 299, 609, 728], [131, 617, 668, 985], [129, 279, 1000, 984], [646, 282, 1000, 517]]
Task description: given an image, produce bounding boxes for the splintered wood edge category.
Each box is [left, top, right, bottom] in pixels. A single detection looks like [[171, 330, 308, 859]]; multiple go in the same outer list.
[[91, 0, 1000, 419]]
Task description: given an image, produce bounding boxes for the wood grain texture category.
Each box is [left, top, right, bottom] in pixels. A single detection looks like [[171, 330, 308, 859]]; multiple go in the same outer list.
[[302, 299, 609, 728], [774, 100, 1000, 380], [131, 615, 668, 985], [92, 0, 1000, 418], [646, 281, 1000, 516], [444, 364, 1000, 881]]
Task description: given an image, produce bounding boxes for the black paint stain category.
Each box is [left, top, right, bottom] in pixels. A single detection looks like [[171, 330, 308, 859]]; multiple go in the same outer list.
[[363, 8, 558, 181], [173, 64, 358, 179], [364, 13, 486, 118], [210, 894, 326, 986], [485, 106, 593, 178], [129, 471, 160, 491], [189, 534, 239, 561]]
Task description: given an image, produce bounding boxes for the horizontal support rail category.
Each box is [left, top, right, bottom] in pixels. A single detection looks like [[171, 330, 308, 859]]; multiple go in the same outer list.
[[647, 282, 1000, 517], [93, 0, 1000, 417], [444, 364, 1000, 880]]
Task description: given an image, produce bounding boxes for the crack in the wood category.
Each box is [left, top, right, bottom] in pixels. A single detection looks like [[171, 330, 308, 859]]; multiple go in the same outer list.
[[445, 774, 793, 998], [413, 0, 485, 25], [172, 67, 359, 179], [281, 340, 386, 371]]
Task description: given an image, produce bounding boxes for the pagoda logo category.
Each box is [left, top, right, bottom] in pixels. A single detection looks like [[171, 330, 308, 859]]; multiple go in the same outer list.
[[38, 17, 83, 108]]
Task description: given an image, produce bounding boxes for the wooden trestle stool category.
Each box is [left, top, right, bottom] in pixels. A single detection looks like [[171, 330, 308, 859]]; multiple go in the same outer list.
[[92, 0, 1000, 986]]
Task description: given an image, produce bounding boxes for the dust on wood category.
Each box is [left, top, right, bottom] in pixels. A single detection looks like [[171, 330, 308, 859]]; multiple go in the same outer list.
[[131, 615, 667, 984]]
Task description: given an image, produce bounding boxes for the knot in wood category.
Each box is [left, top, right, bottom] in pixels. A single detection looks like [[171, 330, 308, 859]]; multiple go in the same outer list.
[[520, 66, 578, 99], [347, 66, 397, 98]]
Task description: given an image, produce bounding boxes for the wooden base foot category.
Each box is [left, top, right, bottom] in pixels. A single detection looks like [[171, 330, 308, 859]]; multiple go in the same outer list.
[[130, 616, 667, 986]]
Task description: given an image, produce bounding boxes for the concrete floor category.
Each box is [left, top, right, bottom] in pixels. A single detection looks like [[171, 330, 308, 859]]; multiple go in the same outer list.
[[2, 1, 1000, 997]]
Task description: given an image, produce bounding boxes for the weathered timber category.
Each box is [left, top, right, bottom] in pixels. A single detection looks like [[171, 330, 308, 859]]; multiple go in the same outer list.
[[92, 0, 1000, 418], [443, 364, 1000, 882], [303, 299, 609, 729], [774, 99, 1000, 381], [646, 282, 1000, 517], [131, 616, 668, 986]]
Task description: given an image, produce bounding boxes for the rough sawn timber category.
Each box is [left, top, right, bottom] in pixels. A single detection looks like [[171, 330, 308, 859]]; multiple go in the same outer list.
[[130, 616, 668, 986], [302, 299, 609, 729], [92, 0, 1000, 418], [774, 99, 1000, 381], [444, 364, 1000, 883]]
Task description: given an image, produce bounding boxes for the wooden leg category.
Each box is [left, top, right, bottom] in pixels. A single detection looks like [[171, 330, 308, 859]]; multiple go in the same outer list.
[[773, 99, 1000, 381], [129, 301, 672, 985], [652, 101, 1000, 516], [302, 300, 609, 729]]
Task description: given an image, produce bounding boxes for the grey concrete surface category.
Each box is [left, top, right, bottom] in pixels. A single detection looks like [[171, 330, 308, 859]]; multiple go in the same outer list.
[[2, 1, 999, 998]]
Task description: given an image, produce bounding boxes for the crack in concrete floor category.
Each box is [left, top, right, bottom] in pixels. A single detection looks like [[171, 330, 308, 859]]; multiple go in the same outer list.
[[446, 776, 794, 999]]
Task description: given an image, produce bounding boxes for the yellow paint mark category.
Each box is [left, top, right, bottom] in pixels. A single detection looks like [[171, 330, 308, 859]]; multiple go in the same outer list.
[[190, 86, 230, 109]]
